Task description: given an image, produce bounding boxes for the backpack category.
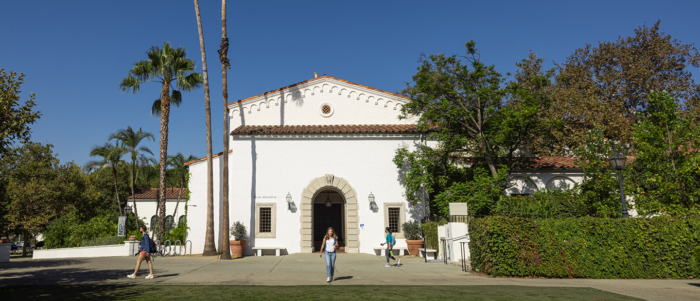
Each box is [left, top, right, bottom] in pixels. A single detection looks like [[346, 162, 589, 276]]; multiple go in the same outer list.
[[391, 235, 396, 247], [147, 236, 157, 254]]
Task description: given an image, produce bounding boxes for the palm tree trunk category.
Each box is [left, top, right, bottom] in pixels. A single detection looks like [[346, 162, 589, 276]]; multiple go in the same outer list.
[[219, 0, 231, 260], [157, 81, 171, 242], [111, 165, 124, 215], [130, 160, 140, 231], [194, 0, 218, 256]]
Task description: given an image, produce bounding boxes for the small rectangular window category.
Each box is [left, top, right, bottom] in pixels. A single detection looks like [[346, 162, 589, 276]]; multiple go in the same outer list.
[[388, 207, 400, 233], [259, 207, 271, 233]]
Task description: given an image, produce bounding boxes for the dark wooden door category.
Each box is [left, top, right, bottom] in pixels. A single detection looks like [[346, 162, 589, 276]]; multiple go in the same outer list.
[[313, 203, 344, 250]]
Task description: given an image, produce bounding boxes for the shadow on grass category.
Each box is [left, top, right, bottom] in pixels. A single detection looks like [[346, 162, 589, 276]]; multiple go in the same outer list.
[[0, 266, 179, 286], [0, 285, 148, 301]]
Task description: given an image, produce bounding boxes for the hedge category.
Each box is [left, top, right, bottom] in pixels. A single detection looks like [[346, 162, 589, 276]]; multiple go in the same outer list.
[[469, 216, 700, 278], [422, 221, 447, 254]]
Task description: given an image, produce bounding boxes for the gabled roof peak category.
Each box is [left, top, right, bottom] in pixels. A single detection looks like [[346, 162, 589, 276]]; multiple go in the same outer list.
[[227, 75, 409, 106]]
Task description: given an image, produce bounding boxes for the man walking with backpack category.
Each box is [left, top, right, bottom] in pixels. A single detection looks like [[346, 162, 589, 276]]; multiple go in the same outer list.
[[380, 227, 400, 267], [127, 225, 154, 279]]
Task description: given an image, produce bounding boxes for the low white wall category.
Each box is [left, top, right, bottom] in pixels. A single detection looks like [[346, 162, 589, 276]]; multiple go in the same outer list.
[[33, 241, 139, 260], [0, 243, 10, 262]]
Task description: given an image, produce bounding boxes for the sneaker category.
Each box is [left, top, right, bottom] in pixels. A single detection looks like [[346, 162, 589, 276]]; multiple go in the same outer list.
[[384, 264, 391, 268], [145, 274, 154, 279], [397, 259, 401, 266], [330, 277, 333, 282], [326, 277, 330, 283], [127, 274, 136, 279]]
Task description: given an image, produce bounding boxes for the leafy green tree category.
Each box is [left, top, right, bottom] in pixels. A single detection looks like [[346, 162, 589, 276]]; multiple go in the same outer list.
[[0, 69, 42, 154], [85, 143, 128, 215], [432, 167, 509, 217], [573, 127, 628, 217], [550, 21, 700, 151], [396, 43, 552, 216], [120, 42, 203, 241], [629, 90, 700, 216], [3, 143, 95, 255], [110, 126, 154, 228]]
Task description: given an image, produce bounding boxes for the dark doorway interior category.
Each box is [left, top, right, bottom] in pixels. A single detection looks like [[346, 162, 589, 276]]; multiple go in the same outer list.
[[313, 202, 345, 252]]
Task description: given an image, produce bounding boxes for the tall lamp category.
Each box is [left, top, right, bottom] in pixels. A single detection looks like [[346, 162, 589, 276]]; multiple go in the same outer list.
[[124, 205, 133, 234], [608, 151, 629, 218]]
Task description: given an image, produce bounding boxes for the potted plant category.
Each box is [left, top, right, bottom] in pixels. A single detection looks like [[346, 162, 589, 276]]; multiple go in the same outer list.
[[402, 220, 423, 256], [229, 221, 248, 258]]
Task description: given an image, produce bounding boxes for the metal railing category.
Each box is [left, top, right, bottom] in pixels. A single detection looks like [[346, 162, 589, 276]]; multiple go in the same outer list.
[[449, 215, 474, 223]]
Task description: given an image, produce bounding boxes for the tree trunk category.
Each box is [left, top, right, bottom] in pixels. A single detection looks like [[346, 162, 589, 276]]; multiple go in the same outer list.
[[219, 0, 231, 260], [130, 159, 140, 231], [111, 165, 123, 215], [194, 0, 218, 256], [157, 81, 171, 242], [21, 230, 28, 257]]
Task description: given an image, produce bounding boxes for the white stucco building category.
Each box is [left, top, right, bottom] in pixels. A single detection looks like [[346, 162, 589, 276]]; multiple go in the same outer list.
[[184, 75, 428, 255]]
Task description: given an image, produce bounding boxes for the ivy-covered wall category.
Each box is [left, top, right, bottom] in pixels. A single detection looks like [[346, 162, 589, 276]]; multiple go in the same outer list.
[[469, 216, 700, 278]]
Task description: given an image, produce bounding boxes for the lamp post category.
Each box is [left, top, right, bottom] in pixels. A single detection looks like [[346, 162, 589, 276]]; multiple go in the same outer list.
[[608, 151, 629, 218], [124, 205, 133, 234]]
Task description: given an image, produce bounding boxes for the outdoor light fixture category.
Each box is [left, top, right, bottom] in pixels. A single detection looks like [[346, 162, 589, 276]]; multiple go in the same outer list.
[[124, 205, 132, 216], [608, 151, 629, 218], [325, 192, 332, 208], [368, 192, 377, 210], [123, 205, 132, 234], [286, 192, 294, 210]]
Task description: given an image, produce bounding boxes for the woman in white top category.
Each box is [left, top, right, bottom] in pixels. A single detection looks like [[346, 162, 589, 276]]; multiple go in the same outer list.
[[319, 227, 338, 283]]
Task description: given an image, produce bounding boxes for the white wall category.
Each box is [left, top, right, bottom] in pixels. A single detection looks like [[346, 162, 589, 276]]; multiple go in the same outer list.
[[187, 135, 425, 255], [33, 241, 139, 259], [507, 171, 585, 195]]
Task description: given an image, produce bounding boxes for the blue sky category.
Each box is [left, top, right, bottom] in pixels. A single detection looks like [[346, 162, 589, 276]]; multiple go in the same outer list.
[[2, 0, 699, 165]]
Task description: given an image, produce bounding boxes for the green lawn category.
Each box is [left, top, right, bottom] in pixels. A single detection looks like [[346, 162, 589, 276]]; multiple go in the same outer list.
[[1, 285, 641, 301]]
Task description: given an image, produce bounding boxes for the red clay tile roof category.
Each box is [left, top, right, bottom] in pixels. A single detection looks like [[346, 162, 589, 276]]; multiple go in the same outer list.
[[128, 188, 186, 199], [183, 150, 232, 167], [230, 124, 424, 135], [228, 75, 409, 106]]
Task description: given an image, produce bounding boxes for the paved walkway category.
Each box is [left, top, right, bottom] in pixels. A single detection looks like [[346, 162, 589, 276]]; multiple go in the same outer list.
[[2, 254, 699, 301]]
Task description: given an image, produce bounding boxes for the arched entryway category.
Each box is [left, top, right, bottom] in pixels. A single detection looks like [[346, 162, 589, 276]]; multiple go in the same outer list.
[[300, 174, 359, 253], [313, 190, 345, 252]]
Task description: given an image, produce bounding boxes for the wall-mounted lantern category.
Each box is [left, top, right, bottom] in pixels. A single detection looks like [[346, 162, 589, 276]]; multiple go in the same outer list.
[[286, 192, 295, 210], [369, 192, 378, 211]]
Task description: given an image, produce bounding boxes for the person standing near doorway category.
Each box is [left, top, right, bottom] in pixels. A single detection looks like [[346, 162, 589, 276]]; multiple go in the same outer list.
[[319, 227, 338, 283], [380, 227, 400, 267], [127, 225, 154, 279]]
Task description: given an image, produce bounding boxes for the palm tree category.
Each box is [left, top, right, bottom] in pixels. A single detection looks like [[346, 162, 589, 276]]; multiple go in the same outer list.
[[194, 0, 218, 256], [167, 153, 197, 219], [86, 143, 128, 215], [120, 42, 203, 241], [219, 0, 232, 260], [110, 127, 155, 231]]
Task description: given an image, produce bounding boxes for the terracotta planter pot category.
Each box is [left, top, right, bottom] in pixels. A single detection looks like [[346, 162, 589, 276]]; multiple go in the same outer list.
[[0, 238, 9, 244], [406, 240, 423, 256], [230, 240, 247, 258], [128, 236, 137, 242]]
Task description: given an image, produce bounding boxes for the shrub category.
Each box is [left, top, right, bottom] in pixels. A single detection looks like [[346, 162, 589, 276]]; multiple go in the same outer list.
[[493, 190, 589, 219], [402, 220, 422, 240], [43, 211, 118, 249], [230, 221, 248, 241], [421, 220, 447, 253], [693, 246, 700, 274], [79, 236, 124, 247], [163, 222, 189, 243], [469, 216, 700, 278]]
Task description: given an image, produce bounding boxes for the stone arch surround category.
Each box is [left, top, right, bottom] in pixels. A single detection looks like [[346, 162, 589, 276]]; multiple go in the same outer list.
[[300, 174, 359, 253]]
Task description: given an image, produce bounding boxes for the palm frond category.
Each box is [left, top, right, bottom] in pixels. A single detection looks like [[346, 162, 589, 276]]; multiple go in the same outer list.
[[138, 145, 154, 156], [119, 76, 140, 93], [177, 73, 203, 91], [171, 90, 182, 107], [151, 99, 162, 118]]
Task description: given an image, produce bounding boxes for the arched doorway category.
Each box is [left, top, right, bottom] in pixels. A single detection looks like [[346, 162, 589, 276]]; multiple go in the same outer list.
[[300, 174, 359, 253], [313, 190, 345, 252]]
